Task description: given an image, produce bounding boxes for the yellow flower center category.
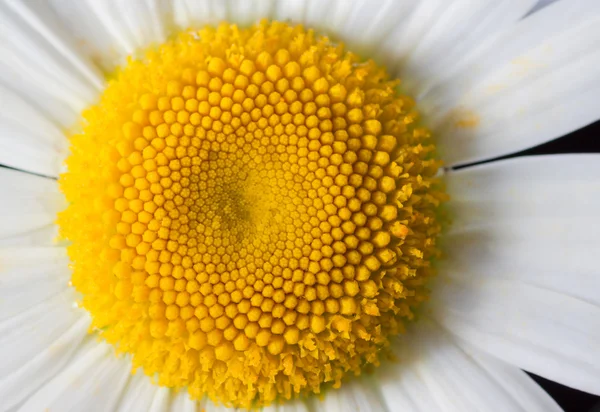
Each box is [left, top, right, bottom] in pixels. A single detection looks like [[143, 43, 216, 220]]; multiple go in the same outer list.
[[58, 21, 444, 408]]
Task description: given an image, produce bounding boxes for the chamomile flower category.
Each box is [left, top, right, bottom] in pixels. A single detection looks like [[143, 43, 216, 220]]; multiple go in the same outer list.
[[0, 1, 599, 411]]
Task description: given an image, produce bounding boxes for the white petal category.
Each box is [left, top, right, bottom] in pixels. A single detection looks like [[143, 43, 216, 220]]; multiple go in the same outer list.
[[115, 372, 159, 412], [0, 289, 81, 377], [384, 0, 537, 93], [276, 0, 405, 48], [45, 0, 171, 71], [529, 0, 559, 14], [0, 2, 101, 121], [273, 0, 308, 22], [432, 155, 600, 395], [0, 283, 88, 410], [19, 340, 131, 412], [303, 0, 358, 35], [174, 0, 226, 30], [444, 155, 600, 306], [202, 399, 235, 412], [425, 0, 600, 165], [376, 320, 561, 412], [2, 0, 104, 89], [458, 342, 566, 412], [149, 387, 172, 412], [0, 84, 67, 176], [431, 278, 600, 396], [375, 341, 442, 412], [262, 398, 309, 412], [0, 168, 63, 238], [0, 316, 88, 411], [311, 380, 385, 412], [0, 66, 75, 135], [0, 221, 67, 411], [0, 225, 59, 248], [0, 247, 70, 321], [169, 391, 198, 412], [117, 0, 170, 50], [228, 0, 275, 27], [337, 0, 414, 50]]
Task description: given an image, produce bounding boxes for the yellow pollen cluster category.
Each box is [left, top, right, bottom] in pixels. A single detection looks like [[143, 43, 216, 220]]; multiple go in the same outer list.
[[58, 21, 444, 408]]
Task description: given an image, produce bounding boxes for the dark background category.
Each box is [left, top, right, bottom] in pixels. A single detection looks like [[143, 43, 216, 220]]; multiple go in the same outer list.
[[481, 119, 600, 412]]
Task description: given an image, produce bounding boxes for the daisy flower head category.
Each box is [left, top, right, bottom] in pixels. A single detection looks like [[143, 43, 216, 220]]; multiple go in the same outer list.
[[1, 0, 599, 411]]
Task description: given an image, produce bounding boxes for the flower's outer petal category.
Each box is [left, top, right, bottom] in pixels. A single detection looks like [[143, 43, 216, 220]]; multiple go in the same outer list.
[[311, 380, 386, 412], [442, 154, 600, 306], [169, 390, 198, 412], [148, 387, 179, 412], [0, 179, 84, 412], [380, 0, 537, 94], [530, 0, 559, 14], [303, 0, 355, 35], [0, 316, 88, 412], [0, 1, 101, 122], [275, 0, 411, 51], [0, 1, 88, 173], [0, 168, 64, 239], [17, 341, 132, 412], [375, 320, 561, 412], [228, 0, 276, 27], [261, 398, 309, 412], [457, 342, 566, 412], [40, 0, 171, 72], [0, 225, 59, 248], [0, 283, 88, 412], [304, 0, 388, 44], [433, 155, 600, 395], [1, 0, 104, 88], [0, 247, 70, 321], [425, 0, 600, 166], [0, 85, 66, 177], [173, 0, 227, 29], [276, 0, 378, 39], [115, 372, 159, 412], [203, 399, 238, 412], [273, 0, 308, 22], [374, 343, 440, 412]]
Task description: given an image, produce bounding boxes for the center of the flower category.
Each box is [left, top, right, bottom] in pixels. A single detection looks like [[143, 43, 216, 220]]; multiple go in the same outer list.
[[58, 21, 444, 408]]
